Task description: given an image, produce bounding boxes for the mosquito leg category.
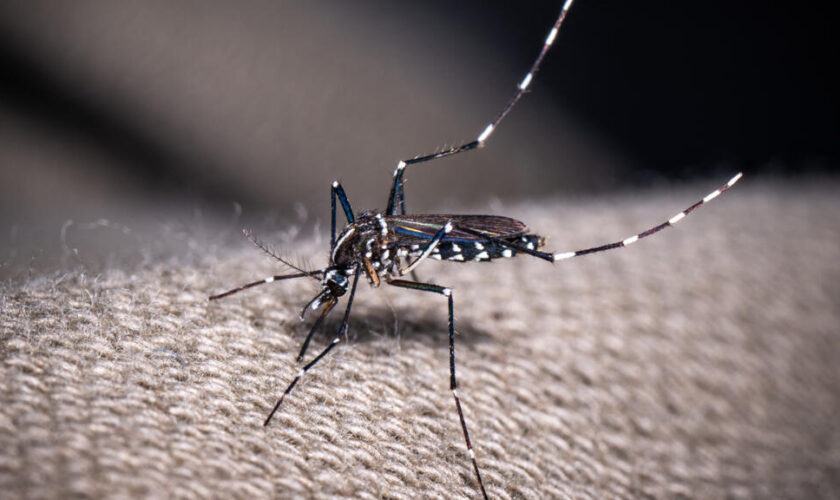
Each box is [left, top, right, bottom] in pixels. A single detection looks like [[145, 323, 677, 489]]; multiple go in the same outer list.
[[399, 220, 453, 276], [209, 271, 319, 301], [386, 278, 488, 499], [396, 184, 424, 283], [452, 172, 744, 266], [264, 263, 362, 426], [395, 254, 424, 284], [385, 0, 576, 216], [549, 173, 744, 261], [397, 189, 423, 283], [331, 181, 355, 253], [296, 298, 338, 362]]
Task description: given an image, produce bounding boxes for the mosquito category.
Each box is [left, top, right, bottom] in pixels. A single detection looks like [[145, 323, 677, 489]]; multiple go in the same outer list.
[[210, 1, 742, 497]]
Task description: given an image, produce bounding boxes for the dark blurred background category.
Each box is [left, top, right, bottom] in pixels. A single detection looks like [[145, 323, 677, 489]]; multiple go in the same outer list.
[[1, 0, 837, 277]]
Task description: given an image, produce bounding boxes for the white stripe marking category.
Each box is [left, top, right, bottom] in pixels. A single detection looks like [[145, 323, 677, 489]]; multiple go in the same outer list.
[[376, 213, 388, 235], [728, 172, 743, 187], [669, 212, 686, 224], [443, 288, 452, 297], [545, 27, 559, 46], [554, 251, 576, 261], [474, 242, 484, 250], [331, 227, 356, 262], [563, 0, 575, 12], [297, 369, 305, 378], [519, 72, 533, 90], [264, 276, 275, 283], [703, 189, 721, 203], [477, 124, 494, 143], [469, 449, 476, 459], [450, 254, 465, 261], [452, 243, 461, 253], [622, 235, 639, 246], [476, 251, 489, 260]]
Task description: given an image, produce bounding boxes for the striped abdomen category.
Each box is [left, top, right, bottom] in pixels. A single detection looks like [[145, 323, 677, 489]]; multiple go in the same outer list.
[[400, 234, 545, 263]]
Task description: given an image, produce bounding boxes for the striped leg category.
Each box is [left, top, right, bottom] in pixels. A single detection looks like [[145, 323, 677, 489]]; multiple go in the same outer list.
[[264, 263, 362, 427], [386, 278, 488, 500], [551, 173, 744, 261], [209, 271, 317, 300], [399, 220, 453, 276], [451, 173, 743, 266], [296, 297, 338, 362], [385, 0, 577, 216]]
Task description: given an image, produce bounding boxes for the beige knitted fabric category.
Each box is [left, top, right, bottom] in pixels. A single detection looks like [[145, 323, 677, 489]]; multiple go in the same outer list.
[[2, 178, 839, 499]]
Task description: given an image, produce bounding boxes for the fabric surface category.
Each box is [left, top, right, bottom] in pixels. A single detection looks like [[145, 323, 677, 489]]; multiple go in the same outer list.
[[2, 177, 839, 499]]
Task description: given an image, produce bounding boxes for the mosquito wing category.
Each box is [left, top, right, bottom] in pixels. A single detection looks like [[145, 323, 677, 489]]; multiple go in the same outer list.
[[387, 214, 528, 244]]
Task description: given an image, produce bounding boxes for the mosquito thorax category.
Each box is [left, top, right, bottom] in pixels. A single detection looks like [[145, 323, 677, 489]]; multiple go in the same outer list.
[[331, 210, 395, 269]]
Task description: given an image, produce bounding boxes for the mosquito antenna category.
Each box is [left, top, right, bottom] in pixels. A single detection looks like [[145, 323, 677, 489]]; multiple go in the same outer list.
[[243, 228, 320, 281]]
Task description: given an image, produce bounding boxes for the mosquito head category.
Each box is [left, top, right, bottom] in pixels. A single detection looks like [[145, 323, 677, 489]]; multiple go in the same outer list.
[[322, 269, 350, 298], [301, 268, 350, 319]]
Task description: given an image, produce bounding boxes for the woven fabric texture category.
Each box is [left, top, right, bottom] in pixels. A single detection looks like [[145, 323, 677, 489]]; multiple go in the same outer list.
[[2, 178, 839, 499]]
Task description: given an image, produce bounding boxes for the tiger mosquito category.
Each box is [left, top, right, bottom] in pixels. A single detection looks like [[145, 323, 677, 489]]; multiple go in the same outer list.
[[210, 1, 742, 497]]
